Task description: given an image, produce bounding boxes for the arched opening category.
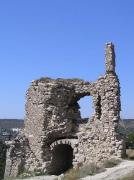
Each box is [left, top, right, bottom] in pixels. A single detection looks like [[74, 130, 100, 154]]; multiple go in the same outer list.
[[78, 96, 94, 119], [50, 144, 73, 175]]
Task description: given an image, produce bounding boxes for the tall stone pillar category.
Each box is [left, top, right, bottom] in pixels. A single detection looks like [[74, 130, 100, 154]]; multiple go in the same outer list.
[[105, 42, 116, 73]]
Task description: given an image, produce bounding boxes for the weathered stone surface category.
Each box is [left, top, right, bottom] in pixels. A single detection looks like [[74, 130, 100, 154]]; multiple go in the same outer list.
[[4, 43, 125, 178], [105, 42, 115, 73]]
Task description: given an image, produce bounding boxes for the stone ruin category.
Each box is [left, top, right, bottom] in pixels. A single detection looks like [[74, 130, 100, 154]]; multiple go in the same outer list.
[[4, 43, 125, 178]]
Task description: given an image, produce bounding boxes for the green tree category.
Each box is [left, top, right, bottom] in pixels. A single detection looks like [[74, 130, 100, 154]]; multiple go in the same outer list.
[[126, 133, 134, 149]]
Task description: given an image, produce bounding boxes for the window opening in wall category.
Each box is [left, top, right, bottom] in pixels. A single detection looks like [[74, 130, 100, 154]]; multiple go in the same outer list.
[[78, 96, 94, 119]]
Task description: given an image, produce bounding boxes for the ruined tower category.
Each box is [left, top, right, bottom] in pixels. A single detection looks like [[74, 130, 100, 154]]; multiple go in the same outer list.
[[4, 43, 125, 178]]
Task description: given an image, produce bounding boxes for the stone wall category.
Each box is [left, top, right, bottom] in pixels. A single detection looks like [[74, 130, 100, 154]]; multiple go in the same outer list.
[[4, 43, 125, 178]]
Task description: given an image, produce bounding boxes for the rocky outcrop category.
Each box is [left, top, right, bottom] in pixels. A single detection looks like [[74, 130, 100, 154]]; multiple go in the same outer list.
[[4, 43, 125, 178]]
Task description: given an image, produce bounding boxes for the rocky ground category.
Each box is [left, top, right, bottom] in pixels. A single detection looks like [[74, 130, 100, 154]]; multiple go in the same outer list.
[[14, 160, 134, 180]]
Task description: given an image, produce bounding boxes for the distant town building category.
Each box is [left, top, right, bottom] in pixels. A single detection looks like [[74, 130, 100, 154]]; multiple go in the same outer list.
[[0, 119, 24, 141]]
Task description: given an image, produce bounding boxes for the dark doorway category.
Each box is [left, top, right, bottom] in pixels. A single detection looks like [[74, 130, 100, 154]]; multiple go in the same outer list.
[[50, 144, 73, 175]]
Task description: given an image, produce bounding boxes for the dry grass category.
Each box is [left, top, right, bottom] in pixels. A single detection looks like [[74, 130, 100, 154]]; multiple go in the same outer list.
[[63, 163, 105, 180], [103, 158, 121, 168], [63, 168, 78, 180], [117, 172, 134, 180]]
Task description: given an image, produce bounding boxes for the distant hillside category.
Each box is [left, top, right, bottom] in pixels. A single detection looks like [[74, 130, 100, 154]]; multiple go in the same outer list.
[[0, 119, 134, 134], [0, 119, 24, 129], [120, 119, 134, 134]]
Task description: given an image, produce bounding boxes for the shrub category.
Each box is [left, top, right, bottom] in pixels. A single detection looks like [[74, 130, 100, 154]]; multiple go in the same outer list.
[[126, 149, 134, 159], [4, 178, 14, 180], [17, 172, 32, 179], [103, 158, 121, 168], [17, 169, 48, 179], [126, 132, 134, 149], [0, 159, 6, 179], [0, 141, 6, 180]]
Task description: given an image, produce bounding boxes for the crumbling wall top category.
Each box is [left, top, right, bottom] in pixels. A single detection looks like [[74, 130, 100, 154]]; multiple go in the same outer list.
[[105, 42, 116, 73]]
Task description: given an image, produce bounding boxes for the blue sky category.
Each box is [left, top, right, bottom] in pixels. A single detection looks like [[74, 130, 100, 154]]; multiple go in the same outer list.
[[0, 0, 134, 119]]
